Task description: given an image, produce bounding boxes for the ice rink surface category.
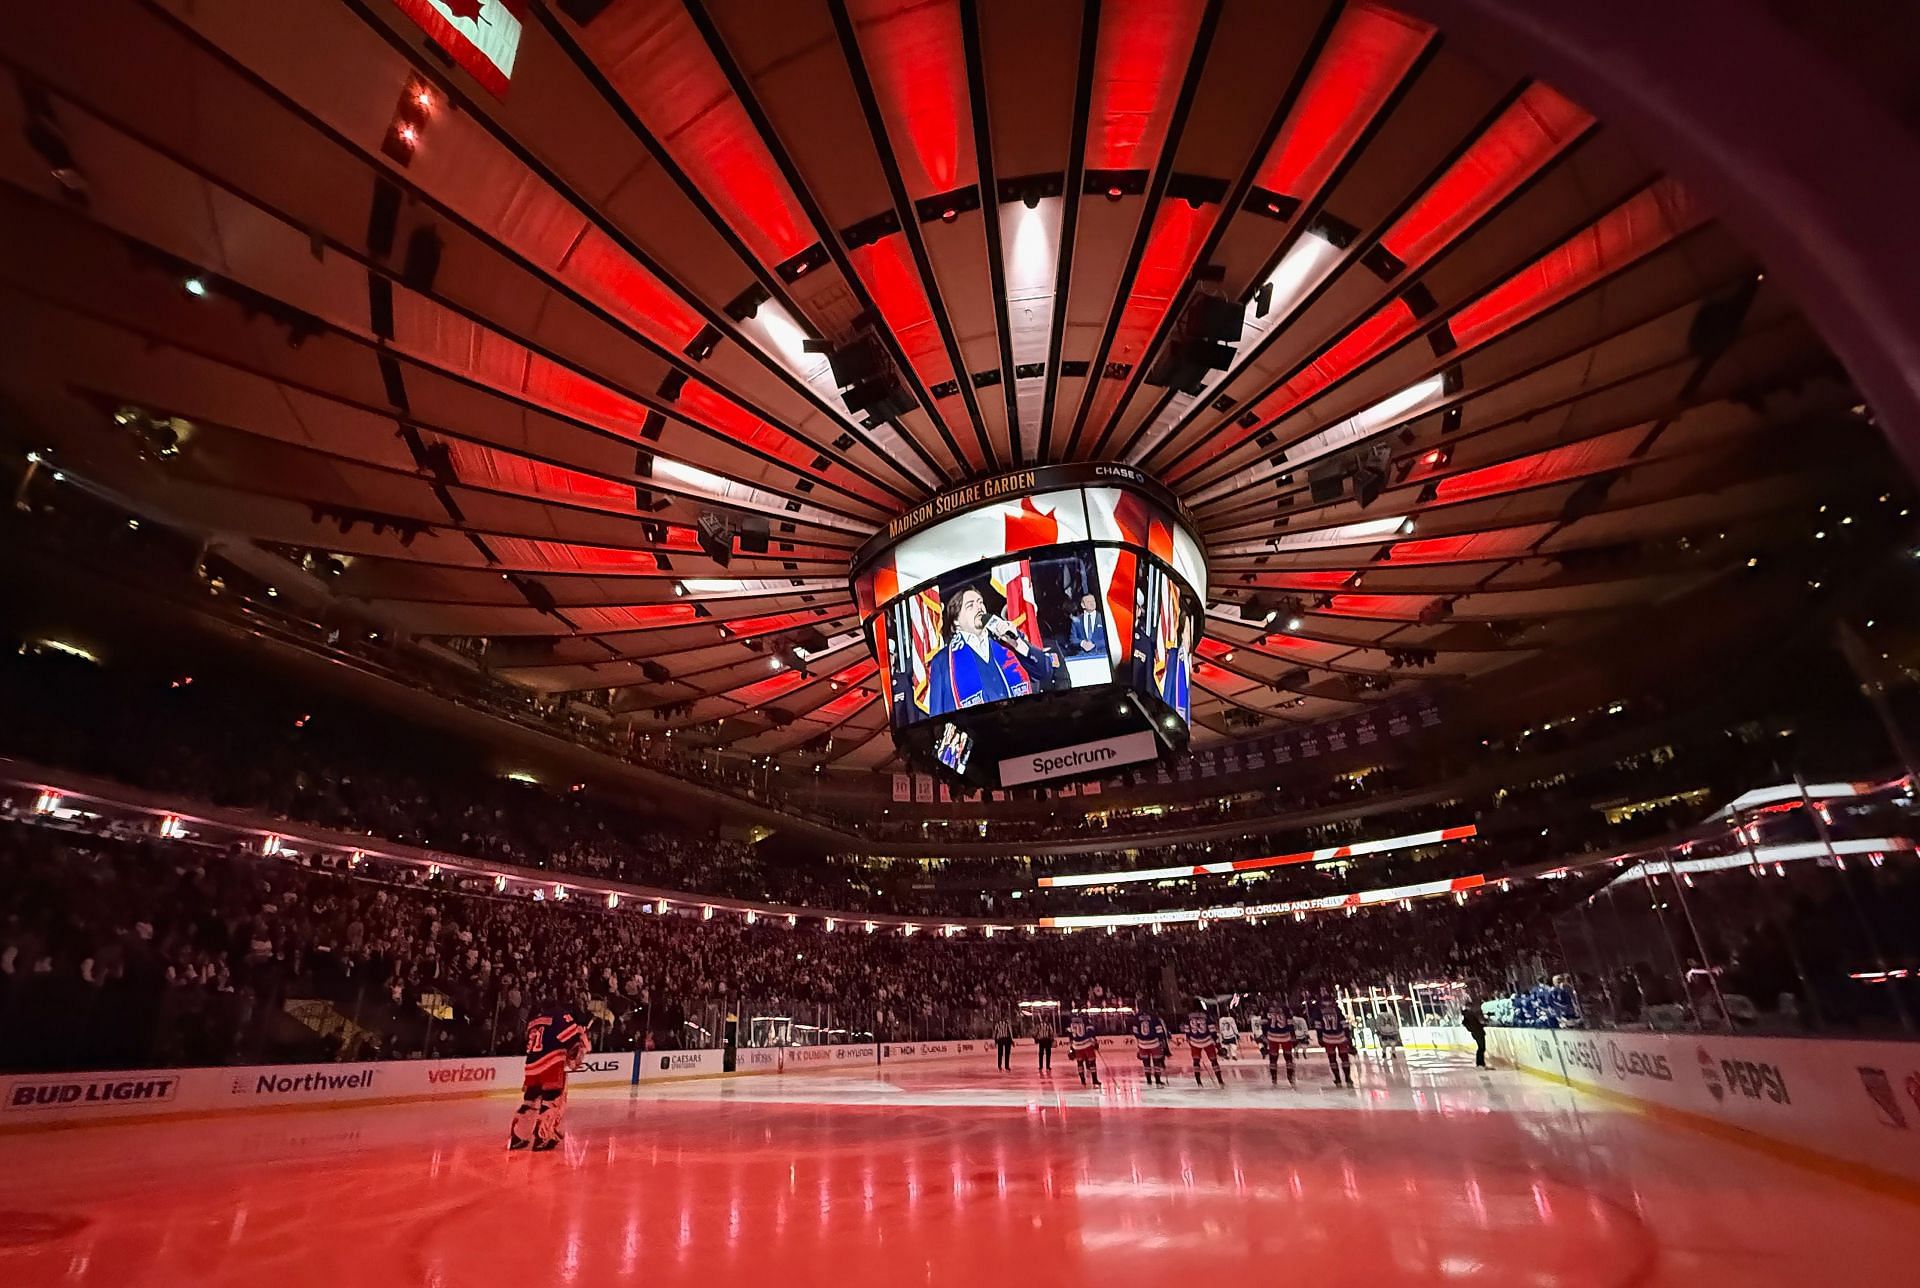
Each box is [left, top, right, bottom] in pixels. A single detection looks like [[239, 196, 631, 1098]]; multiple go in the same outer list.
[[1, 1048, 1914, 1286]]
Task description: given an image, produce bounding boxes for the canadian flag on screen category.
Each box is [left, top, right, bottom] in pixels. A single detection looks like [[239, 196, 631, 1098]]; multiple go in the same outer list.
[[392, 0, 525, 99], [991, 561, 1045, 649]]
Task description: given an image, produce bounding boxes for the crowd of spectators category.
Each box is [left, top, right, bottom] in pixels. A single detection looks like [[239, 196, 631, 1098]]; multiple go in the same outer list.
[[0, 650, 1809, 921], [0, 818, 1570, 1073]]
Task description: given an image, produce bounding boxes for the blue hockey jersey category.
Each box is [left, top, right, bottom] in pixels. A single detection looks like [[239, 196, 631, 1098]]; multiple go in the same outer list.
[[1313, 1001, 1350, 1041], [524, 1009, 589, 1076]]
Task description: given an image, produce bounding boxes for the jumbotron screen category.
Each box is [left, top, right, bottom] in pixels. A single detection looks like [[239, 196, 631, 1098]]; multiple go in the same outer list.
[[851, 466, 1205, 788]]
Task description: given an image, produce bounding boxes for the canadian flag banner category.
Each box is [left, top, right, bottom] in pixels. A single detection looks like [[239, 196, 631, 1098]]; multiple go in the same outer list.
[[393, 0, 526, 99]]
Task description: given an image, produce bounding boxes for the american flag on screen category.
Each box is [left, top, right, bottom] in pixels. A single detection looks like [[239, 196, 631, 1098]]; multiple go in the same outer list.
[[906, 587, 943, 717], [392, 0, 525, 99]]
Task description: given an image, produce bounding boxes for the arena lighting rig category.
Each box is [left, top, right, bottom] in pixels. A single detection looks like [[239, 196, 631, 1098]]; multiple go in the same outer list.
[[851, 464, 1206, 790]]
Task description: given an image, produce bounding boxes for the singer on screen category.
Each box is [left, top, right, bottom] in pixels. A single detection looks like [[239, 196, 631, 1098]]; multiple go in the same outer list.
[[928, 586, 1055, 716]]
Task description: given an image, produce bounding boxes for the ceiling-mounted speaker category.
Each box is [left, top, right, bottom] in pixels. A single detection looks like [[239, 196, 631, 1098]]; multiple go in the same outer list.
[[556, 0, 616, 23], [1350, 464, 1385, 508], [367, 181, 402, 257], [1187, 293, 1242, 343], [1561, 472, 1619, 522], [1308, 462, 1346, 503], [825, 333, 915, 421], [826, 334, 887, 388], [1145, 290, 1242, 393], [696, 511, 735, 567], [368, 277, 395, 340], [401, 226, 441, 292]]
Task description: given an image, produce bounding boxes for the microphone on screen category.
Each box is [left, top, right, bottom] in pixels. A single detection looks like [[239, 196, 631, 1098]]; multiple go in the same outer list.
[[985, 615, 1022, 647]]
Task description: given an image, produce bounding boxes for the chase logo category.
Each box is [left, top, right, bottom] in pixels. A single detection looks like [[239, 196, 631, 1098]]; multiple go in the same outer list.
[[1561, 1037, 1604, 1077]]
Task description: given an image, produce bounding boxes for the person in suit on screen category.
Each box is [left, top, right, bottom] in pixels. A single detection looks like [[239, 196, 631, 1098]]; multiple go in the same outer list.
[[927, 585, 1055, 716], [1161, 612, 1194, 719], [1068, 593, 1105, 655]]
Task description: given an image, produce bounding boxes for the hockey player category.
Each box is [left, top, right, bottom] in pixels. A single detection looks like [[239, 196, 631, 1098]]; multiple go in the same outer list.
[[1262, 998, 1298, 1086], [1067, 1010, 1101, 1087], [1314, 996, 1354, 1087], [1131, 1004, 1169, 1086], [1183, 1006, 1225, 1087], [1217, 1011, 1241, 1061], [511, 1003, 590, 1152], [1373, 1010, 1404, 1061]]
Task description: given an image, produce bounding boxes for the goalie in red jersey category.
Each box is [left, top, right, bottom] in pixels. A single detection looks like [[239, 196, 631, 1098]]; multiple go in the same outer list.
[[510, 1004, 591, 1153]]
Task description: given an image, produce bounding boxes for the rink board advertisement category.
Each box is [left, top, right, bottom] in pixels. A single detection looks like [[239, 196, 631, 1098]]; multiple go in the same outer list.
[[0, 1040, 1003, 1125], [1487, 1027, 1920, 1184], [1, 1052, 634, 1124]]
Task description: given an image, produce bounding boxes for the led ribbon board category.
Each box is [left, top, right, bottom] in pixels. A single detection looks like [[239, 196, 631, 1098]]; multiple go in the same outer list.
[[1037, 823, 1478, 888]]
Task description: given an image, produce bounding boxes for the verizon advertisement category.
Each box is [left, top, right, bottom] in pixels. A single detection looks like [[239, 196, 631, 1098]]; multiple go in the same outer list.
[[1001, 730, 1161, 786]]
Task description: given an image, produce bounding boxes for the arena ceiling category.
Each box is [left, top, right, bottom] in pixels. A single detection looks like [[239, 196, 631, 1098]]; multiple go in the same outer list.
[[0, 0, 1878, 777]]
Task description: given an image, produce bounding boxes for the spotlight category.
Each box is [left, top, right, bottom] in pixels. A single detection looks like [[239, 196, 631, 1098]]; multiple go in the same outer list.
[[1286, 616, 1302, 631], [183, 276, 208, 297]]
